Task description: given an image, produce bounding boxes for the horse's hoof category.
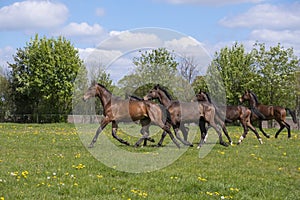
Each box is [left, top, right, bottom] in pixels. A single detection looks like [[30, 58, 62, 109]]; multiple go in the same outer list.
[[156, 143, 162, 147], [197, 146, 201, 149], [220, 141, 229, 147], [148, 138, 155, 143], [88, 144, 94, 148], [266, 134, 271, 138], [125, 142, 130, 146], [189, 144, 194, 147], [230, 141, 233, 146]]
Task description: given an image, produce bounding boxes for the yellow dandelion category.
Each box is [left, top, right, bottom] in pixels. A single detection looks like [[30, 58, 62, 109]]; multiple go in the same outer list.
[[97, 174, 103, 179], [73, 182, 78, 186], [197, 177, 207, 182]]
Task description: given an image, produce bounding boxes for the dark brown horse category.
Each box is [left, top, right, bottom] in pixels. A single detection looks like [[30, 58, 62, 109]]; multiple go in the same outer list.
[[195, 91, 263, 144], [83, 82, 181, 148], [144, 84, 228, 148], [240, 90, 297, 138]]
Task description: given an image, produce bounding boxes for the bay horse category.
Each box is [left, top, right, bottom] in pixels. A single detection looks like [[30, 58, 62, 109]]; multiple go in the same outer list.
[[83, 82, 181, 148], [240, 90, 297, 138], [144, 84, 228, 148], [195, 91, 263, 144]]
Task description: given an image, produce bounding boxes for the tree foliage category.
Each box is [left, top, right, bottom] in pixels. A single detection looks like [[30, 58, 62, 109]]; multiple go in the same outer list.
[[8, 34, 86, 122], [118, 48, 195, 100], [195, 42, 300, 111]]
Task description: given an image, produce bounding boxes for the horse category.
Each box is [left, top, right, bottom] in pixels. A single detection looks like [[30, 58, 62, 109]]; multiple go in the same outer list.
[[83, 82, 181, 148], [195, 91, 263, 144], [240, 90, 297, 138], [144, 84, 228, 148]]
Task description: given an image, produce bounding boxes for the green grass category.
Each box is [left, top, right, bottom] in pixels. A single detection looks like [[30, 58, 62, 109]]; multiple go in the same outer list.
[[0, 123, 300, 199]]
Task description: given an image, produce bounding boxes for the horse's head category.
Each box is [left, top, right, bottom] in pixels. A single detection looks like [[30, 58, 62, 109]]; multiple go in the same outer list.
[[194, 90, 209, 102], [143, 88, 159, 101], [240, 90, 251, 103], [83, 82, 98, 101]]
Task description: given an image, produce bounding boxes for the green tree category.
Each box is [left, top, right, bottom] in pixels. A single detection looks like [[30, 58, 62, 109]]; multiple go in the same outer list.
[[8, 34, 86, 122], [118, 48, 194, 100], [209, 42, 257, 105], [251, 43, 299, 109]]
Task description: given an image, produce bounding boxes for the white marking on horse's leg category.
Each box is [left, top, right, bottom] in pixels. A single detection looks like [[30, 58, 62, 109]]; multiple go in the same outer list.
[[258, 138, 263, 144], [238, 135, 244, 144], [204, 134, 208, 143]]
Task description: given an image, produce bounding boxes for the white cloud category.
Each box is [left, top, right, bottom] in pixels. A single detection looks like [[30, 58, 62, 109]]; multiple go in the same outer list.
[[0, 0, 68, 31], [219, 3, 300, 29], [100, 30, 163, 51], [59, 22, 105, 37], [157, 0, 263, 5], [250, 29, 300, 44]]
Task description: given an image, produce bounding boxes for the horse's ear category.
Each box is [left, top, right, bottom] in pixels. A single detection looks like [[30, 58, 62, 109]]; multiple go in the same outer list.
[[91, 80, 96, 85], [154, 84, 159, 89]]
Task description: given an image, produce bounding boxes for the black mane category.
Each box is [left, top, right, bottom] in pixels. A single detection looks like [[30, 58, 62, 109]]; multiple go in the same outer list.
[[155, 84, 173, 100], [97, 83, 112, 94], [203, 91, 212, 103], [249, 90, 259, 104]]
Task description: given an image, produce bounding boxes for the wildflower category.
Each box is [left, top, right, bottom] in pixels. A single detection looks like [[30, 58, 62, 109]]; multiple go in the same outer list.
[[298, 167, 300, 171], [75, 153, 81, 158], [72, 163, 85, 170], [97, 174, 103, 179], [283, 152, 287, 156], [0, 197, 4, 200], [73, 182, 78, 186], [21, 171, 29, 178], [229, 187, 239, 192], [218, 151, 225, 155], [206, 191, 213, 196], [197, 177, 207, 182]]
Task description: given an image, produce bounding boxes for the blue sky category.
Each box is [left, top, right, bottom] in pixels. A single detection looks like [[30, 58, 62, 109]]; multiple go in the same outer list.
[[0, 0, 299, 82]]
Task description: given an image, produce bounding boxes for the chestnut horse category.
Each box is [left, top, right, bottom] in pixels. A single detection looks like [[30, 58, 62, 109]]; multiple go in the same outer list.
[[83, 82, 181, 148], [240, 90, 297, 138], [195, 91, 263, 144], [144, 84, 228, 148]]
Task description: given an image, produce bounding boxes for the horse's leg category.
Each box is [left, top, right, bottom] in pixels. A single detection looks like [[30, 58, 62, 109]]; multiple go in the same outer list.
[[208, 120, 228, 147], [157, 131, 168, 147], [175, 124, 193, 146], [135, 119, 152, 147], [111, 121, 130, 146], [246, 121, 263, 144], [89, 117, 110, 148], [139, 125, 155, 146], [258, 120, 270, 138], [197, 117, 207, 149], [216, 115, 232, 145], [275, 120, 290, 138]]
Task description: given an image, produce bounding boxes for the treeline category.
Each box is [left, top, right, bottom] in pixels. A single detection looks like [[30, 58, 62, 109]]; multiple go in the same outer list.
[[0, 34, 299, 123]]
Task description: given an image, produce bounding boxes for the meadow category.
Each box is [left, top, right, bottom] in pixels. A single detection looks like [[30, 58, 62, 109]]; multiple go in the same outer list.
[[0, 123, 299, 200]]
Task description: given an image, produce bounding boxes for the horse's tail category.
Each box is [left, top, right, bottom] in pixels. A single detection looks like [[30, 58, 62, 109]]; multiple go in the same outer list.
[[251, 107, 266, 120], [286, 108, 297, 123]]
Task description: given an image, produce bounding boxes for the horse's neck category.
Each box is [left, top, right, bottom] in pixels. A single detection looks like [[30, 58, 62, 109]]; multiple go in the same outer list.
[[97, 89, 112, 108], [249, 96, 259, 108], [158, 91, 172, 107]]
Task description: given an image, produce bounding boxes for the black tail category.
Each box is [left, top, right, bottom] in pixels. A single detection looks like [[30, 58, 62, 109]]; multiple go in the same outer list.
[[286, 108, 297, 123]]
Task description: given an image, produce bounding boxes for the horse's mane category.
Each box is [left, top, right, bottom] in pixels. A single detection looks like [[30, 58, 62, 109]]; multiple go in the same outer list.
[[97, 83, 112, 95], [203, 91, 212, 103], [128, 95, 143, 101], [155, 84, 173, 100], [249, 90, 259, 104]]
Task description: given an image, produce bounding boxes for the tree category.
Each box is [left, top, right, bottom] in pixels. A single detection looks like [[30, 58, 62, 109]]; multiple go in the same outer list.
[[118, 48, 194, 101], [251, 43, 299, 109], [209, 42, 257, 105], [179, 56, 199, 84], [8, 34, 86, 122]]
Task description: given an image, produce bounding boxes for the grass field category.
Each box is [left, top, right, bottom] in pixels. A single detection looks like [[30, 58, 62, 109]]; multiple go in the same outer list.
[[0, 123, 299, 200]]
